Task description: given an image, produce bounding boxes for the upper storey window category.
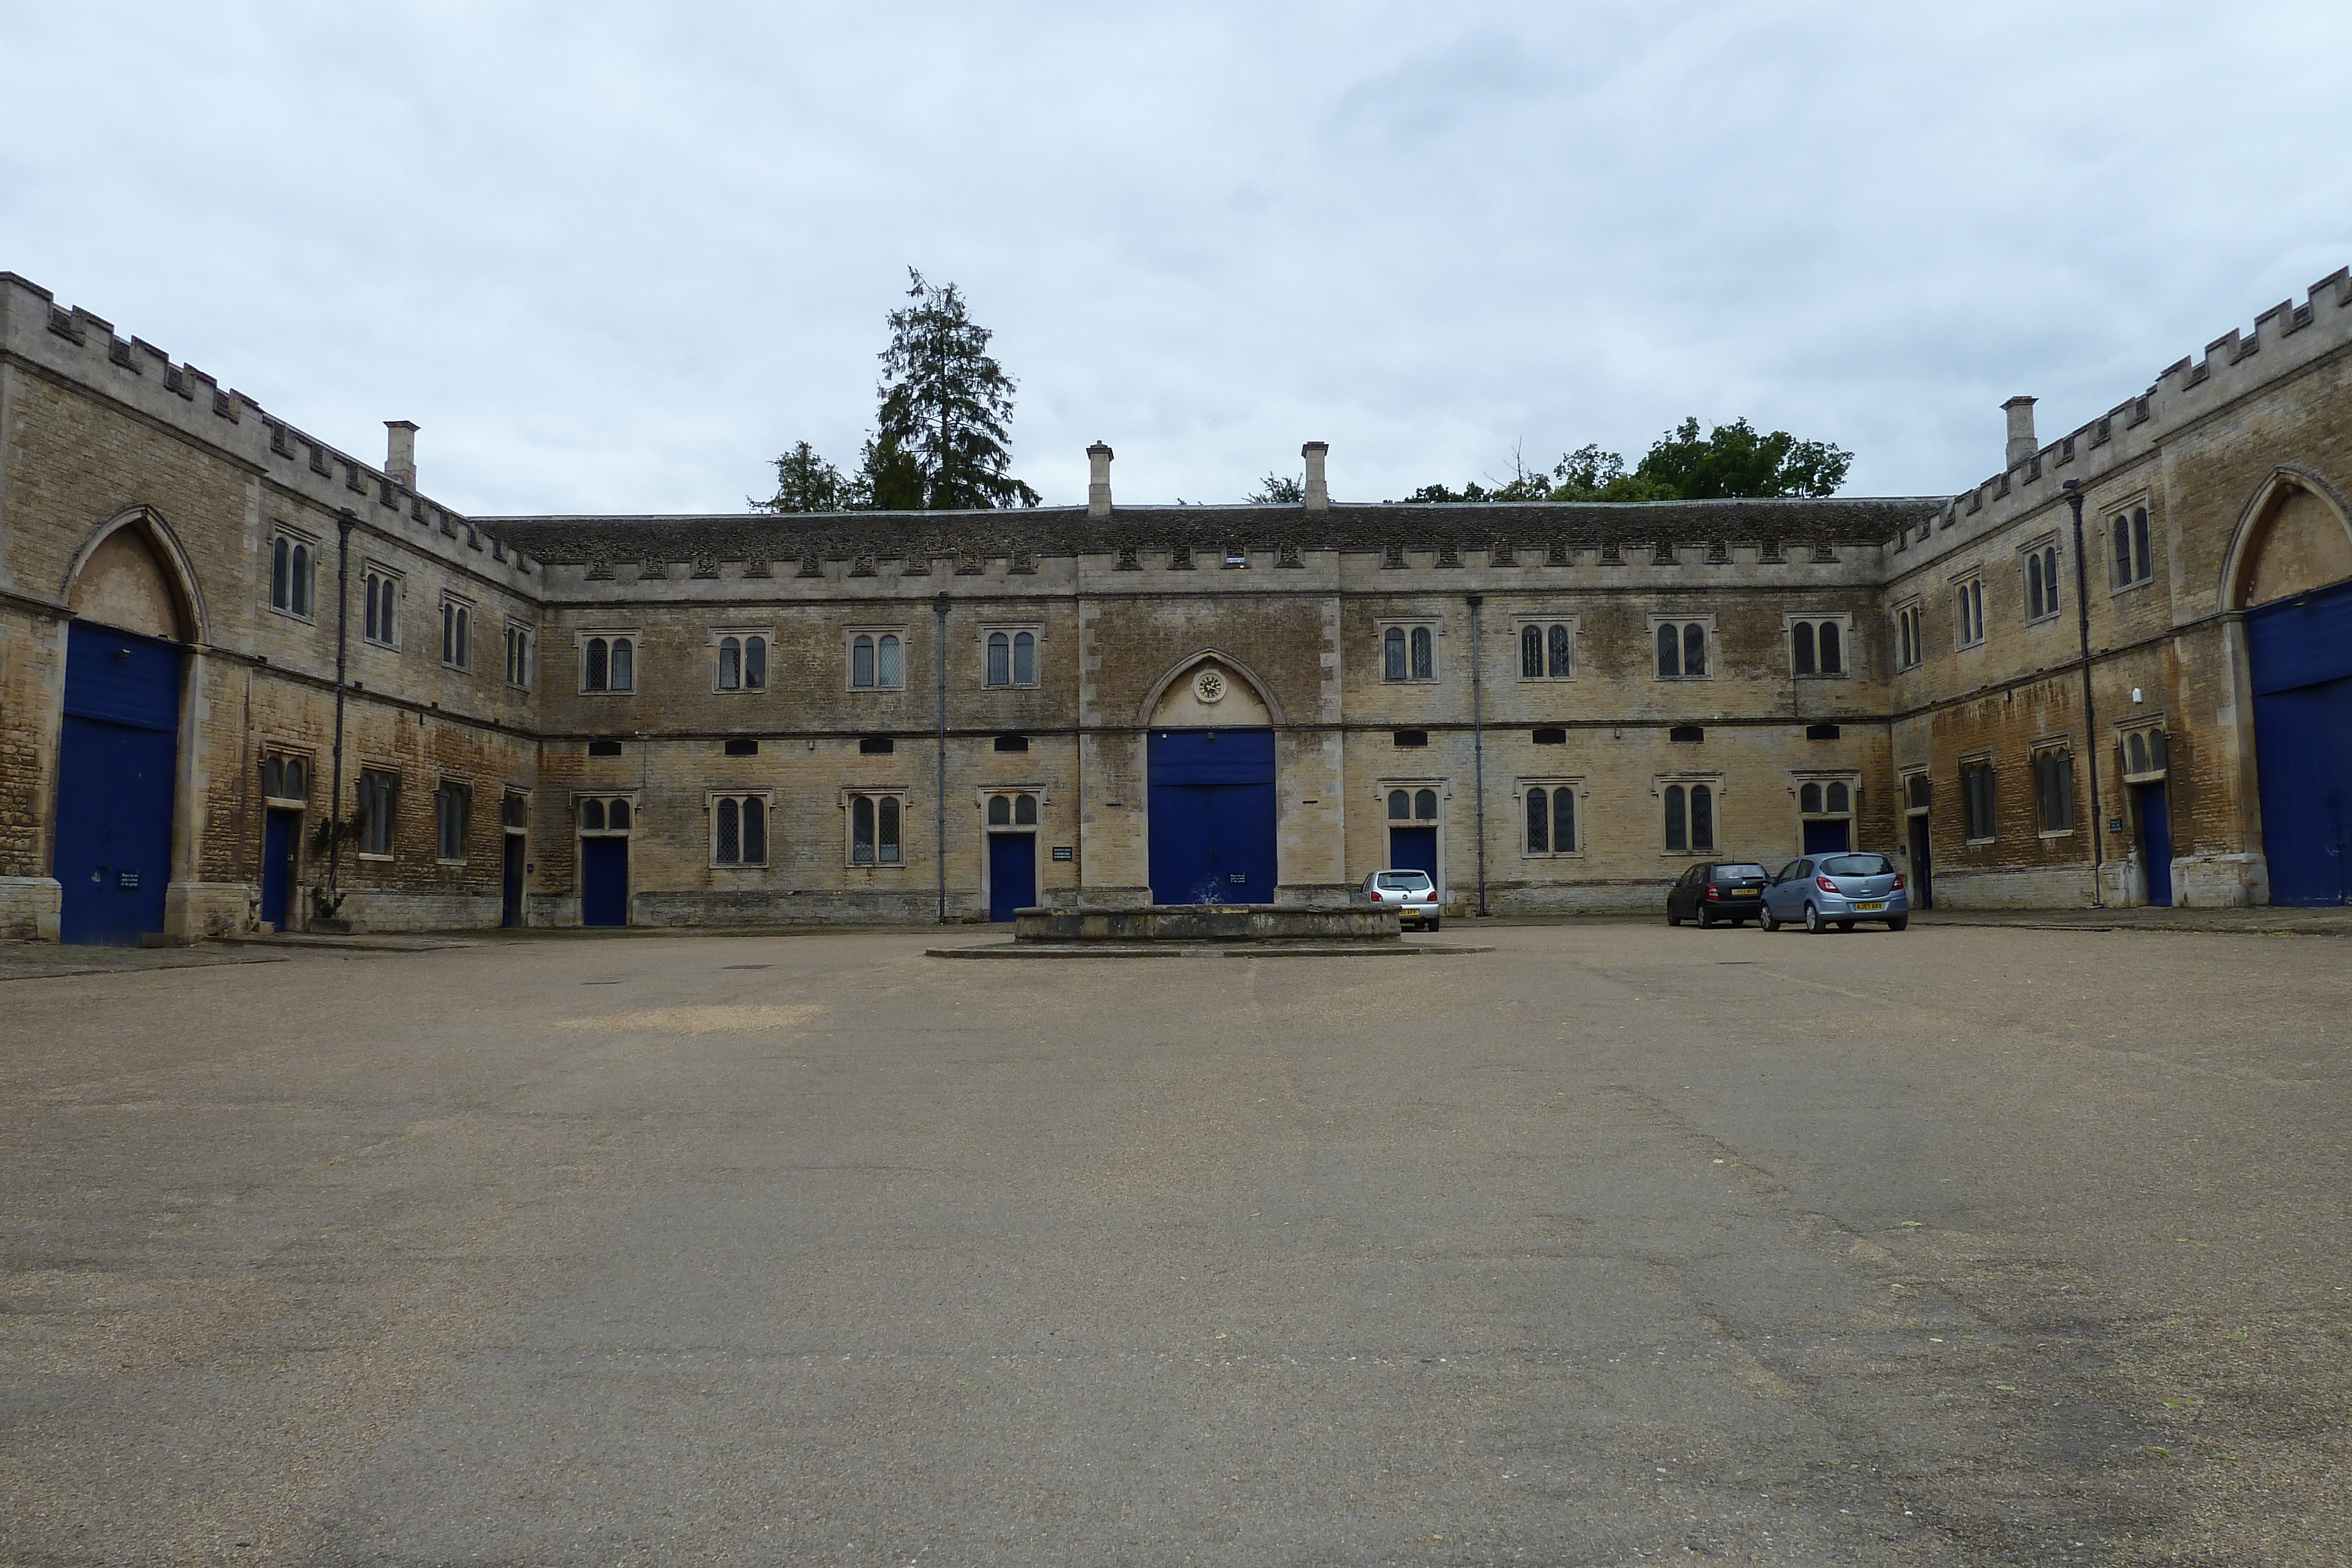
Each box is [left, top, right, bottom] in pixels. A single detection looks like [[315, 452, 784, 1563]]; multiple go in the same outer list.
[[1381, 623, 1436, 683], [2022, 539, 2063, 623], [985, 628, 1039, 688], [1653, 619, 1710, 679], [1789, 618, 1846, 677], [1894, 601, 1924, 670], [363, 567, 400, 647], [582, 633, 637, 693], [1953, 576, 1986, 650], [2112, 506, 2154, 588], [851, 630, 905, 690], [715, 633, 769, 692], [269, 531, 315, 619], [440, 597, 472, 670], [1517, 620, 1575, 680]]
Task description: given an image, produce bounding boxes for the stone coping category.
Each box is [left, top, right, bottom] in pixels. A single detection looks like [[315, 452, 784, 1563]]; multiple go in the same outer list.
[[930, 940, 1492, 960]]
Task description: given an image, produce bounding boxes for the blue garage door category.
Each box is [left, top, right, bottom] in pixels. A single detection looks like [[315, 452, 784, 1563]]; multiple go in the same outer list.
[[55, 622, 181, 945], [988, 833, 1037, 922], [2247, 578, 2352, 906], [1148, 728, 1277, 905]]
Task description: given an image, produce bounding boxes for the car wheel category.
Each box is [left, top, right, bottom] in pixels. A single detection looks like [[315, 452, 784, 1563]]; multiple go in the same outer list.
[[1697, 905, 1715, 930], [1803, 902, 1823, 934], [1761, 907, 1781, 932], [1428, 917, 1441, 932], [1668, 910, 1681, 927], [1887, 916, 1909, 932]]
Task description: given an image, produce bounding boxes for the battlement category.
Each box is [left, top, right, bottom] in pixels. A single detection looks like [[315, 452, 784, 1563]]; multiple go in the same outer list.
[[0, 270, 537, 589], [1901, 265, 2352, 574]]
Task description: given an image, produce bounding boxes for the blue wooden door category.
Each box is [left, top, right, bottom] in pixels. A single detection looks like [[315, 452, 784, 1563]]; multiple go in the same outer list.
[[55, 623, 181, 945], [2135, 784, 2173, 907], [988, 833, 1037, 921], [502, 834, 525, 927], [580, 836, 629, 925], [1387, 825, 1438, 880], [262, 808, 299, 930], [2247, 580, 2352, 906], [1803, 819, 1852, 855], [1147, 729, 1277, 905]]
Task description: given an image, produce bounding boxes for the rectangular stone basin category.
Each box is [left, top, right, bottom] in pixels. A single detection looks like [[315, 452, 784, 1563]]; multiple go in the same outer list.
[[1013, 903, 1402, 944]]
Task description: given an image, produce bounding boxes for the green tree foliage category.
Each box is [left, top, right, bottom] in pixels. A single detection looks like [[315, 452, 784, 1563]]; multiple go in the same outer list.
[[1396, 420, 1852, 504], [1247, 473, 1304, 504], [755, 268, 1038, 513]]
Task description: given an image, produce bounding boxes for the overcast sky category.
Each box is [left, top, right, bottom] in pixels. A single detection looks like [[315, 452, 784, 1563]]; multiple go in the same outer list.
[[6, 2, 2350, 516]]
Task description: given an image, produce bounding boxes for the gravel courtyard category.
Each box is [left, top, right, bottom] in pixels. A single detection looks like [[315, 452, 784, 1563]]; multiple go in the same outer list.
[[2, 924, 2345, 1566]]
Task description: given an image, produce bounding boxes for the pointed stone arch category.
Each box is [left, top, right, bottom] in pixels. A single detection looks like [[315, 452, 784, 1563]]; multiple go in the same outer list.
[[2221, 466, 2352, 610], [1136, 648, 1287, 728], [61, 506, 206, 643]]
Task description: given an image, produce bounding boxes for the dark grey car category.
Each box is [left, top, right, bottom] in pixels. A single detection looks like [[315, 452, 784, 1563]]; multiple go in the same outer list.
[[1760, 853, 1911, 932]]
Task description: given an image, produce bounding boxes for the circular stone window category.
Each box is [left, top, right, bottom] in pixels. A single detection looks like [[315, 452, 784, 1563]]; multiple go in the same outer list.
[[1192, 668, 1227, 704]]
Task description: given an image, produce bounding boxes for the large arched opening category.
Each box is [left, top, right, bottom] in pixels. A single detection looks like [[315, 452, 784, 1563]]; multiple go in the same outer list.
[[2229, 471, 2352, 905], [55, 514, 194, 943], [1143, 657, 1278, 905]]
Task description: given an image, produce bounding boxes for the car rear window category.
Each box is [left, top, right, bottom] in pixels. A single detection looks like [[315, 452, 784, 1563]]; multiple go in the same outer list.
[[1716, 864, 1768, 879], [1819, 854, 1894, 877], [1377, 872, 1431, 890]]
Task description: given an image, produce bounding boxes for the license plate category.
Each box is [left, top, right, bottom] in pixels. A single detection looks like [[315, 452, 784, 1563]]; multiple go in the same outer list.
[[1855, 901, 1886, 912]]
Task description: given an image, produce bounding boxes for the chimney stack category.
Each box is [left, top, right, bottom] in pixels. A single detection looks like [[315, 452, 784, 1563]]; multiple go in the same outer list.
[[2002, 397, 2037, 470], [1301, 441, 1329, 510], [385, 420, 418, 490], [1086, 441, 1114, 517]]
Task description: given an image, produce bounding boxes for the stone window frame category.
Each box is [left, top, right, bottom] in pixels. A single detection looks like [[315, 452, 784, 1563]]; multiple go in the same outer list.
[[503, 620, 535, 690], [843, 787, 910, 867], [1950, 570, 1987, 651], [2106, 492, 2157, 592], [1792, 770, 1860, 833], [706, 790, 774, 868], [1892, 597, 1925, 671], [1783, 612, 1853, 679], [2017, 531, 2064, 626], [360, 560, 402, 648], [433, 777, 473, 865], [1648, 614, 1717, 681], [1512, 775, 1586, 858], [574, 791, 639, 836], [979, 623, 1045, 690], [1509, 614, 1579, 683], [575, 628, 641, 694], [2031, 737, 2077, 838], [2117, 718, 2170, 784], [1653, 772, 1726, 855], [268, 523, 320, 622], [438, 593, 475, 671], [975, 786, 1047, 829], [1958, 750, 1998, 845], [709, 625, 775, 694], [1375, 617, 1441, 684], [259, 745, 315, 808], [355, 765, 402, 861], [846, 625, 910, 692], [1375, 779, 1448, 824], [1899, 767, 1932, 817]]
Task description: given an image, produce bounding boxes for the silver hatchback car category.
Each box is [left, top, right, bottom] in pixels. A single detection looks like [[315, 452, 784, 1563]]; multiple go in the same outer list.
[[1760, 852, 1911, 932], [1361, 868, 1443, 931]]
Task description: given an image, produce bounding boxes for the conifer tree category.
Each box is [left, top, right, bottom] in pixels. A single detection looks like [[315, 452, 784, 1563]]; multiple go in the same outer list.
[[873, 269, 1040, 510], [753, 440, 848, 513]]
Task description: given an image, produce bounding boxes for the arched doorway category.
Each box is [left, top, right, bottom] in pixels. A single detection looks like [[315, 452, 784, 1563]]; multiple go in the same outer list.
[[56, 521, 189, 943], [2231, 474, 2352, 905], [1145, 659, 1278, 905]]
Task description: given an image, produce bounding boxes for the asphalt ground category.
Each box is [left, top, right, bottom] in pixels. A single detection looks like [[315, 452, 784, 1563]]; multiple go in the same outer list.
[[1, 923, 2345, 1566]]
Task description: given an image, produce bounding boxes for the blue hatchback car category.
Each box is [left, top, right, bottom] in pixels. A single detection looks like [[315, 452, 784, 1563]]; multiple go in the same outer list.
[[1760, 852, 1910, 932]]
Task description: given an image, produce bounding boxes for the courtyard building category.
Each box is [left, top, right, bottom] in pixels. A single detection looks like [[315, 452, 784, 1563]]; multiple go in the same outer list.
[[2, 268, 2348, 940]]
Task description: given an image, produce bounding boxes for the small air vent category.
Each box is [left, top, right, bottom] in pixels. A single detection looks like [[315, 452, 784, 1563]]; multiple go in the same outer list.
[[587, 739, 623, 758], [993, 734, 1030, 753], [859, 735, 895, 755], [1805, 723, 1840, 741], [1668, 725, 1704, 744], [724, 738, 759, 757], [1392, 730, 1429, 748], [1532, 727, 1566, 745]]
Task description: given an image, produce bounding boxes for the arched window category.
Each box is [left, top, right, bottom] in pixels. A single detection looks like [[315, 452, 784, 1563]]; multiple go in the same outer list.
[[584, 637, 609, 692], [877, 796, 901, 863], [609, 798, 631, 831], [987, 632, 1010, 687], [1826, 781, 1850, 814], [1521, 626, 1543, 678], [2128, 732, 2149, 774], [1792, 622, 1816, 676], [718, 637, 741, 690], [1689, 784, 1713, 850], [741, 797, 765, 862], [853, 634, 876, 688], [716, 797, 740, 862], [1548, 623, 1571, 677], [270, 536, 290, 610], [1819, 621, 1842, 674], [1414, 788, 1438, 820], [1665, 784, 1688, 852], [1683, 623, 1706, 677], [1801, 782, 1823, 814], [1014, 794, 1037, 826], [2027, 559, 2046, 620], [1388, 789, 1409, 820], [610, 637, 633, 691], [1384, 627, 1406, 681], [1552, 787, 1575, 852], [744, 636, 766, 690], [1013, 631, 1035, 686], [1656, 624, 1679, 678], [581, 798, 605, 831], [852, 796, 875, 862], [1410, 626, 1434, 680], [290, 543, 311, 617], [988, 795, 1011, 825], [877, 634, 903, 688], [1526, 788, 1549, 853]]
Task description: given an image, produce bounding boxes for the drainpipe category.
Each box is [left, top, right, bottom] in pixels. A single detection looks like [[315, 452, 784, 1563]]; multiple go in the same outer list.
[[326, 508, 355, 910], [2063, 481, 2106, 906], [935, 591, 950, 923], [1467, 593, 1488, 917]]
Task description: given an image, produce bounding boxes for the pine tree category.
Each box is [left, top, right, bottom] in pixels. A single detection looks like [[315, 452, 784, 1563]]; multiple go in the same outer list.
[[873, 269, 1040, 510], [753, 441, 849, 513]]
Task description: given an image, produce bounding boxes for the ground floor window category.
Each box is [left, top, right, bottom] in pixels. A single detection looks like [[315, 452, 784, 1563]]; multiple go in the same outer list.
[[579, 796, 633, 833], [987, 793, 1039, 827], [358, 769, 400, 858], [1387, 787, 1439, 823], [1522, 784, 1578, 855], [2033, 747, 2076, 834], [435, 780, 471, 862], [1960, 760, 1997, 842], [850, 793, 904, 865], [711, 794, 769, 865], [1663, 782, 1716, 853]]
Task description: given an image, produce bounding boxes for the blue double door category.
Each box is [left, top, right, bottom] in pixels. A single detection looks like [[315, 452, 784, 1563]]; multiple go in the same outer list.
[[1147, 728, 1277, 905], [55, 622, 181, 944], [2249, 578, 2352, 905]]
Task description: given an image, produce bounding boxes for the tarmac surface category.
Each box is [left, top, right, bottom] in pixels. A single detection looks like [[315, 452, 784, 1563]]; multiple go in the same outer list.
[[2, 922, 2346, 1566]]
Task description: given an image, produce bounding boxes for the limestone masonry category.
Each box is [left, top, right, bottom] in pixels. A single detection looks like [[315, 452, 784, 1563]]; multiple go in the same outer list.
[[4, 266, 2348, 940]]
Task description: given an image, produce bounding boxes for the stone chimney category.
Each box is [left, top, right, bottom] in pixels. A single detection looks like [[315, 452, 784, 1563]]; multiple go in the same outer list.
[[385, 420, 418, 490], [2002, 397, 2037, 470], [1087, 441, 1114, 517], [1302, 441, 1329, 510]]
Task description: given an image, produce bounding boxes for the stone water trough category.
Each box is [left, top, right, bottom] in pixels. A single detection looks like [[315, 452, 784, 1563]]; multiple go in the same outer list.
[[927, 900, 1489, 958]]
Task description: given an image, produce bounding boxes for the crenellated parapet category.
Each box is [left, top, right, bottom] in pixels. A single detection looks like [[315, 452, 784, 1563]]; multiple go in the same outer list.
[[0, 271, 537, 591]]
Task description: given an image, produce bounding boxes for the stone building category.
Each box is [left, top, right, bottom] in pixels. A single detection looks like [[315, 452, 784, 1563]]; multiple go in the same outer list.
[[2, 266, 2348, 940]]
